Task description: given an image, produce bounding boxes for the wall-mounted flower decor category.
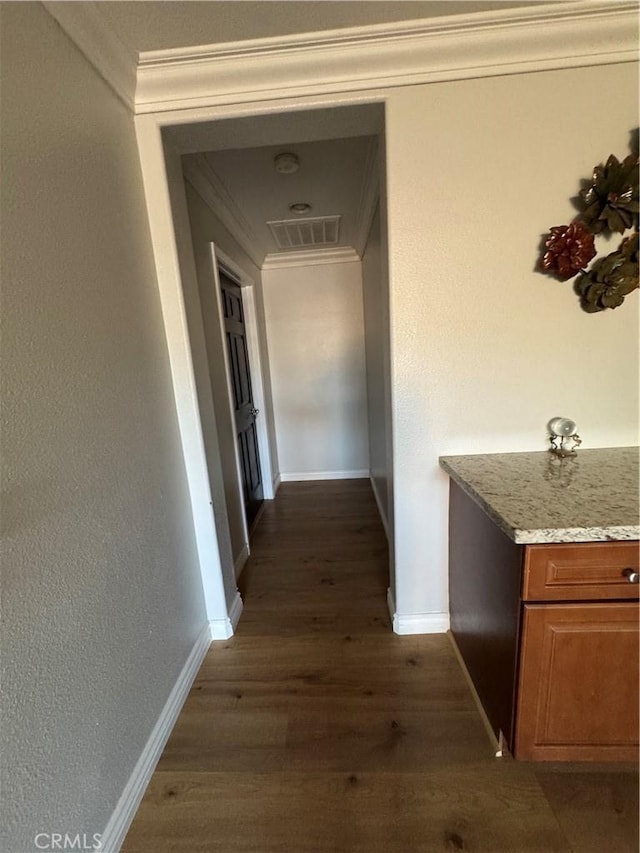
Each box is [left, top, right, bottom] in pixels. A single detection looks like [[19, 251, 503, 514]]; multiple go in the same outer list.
[[539, 140, 639, 313], [542, 222, 596, 280]]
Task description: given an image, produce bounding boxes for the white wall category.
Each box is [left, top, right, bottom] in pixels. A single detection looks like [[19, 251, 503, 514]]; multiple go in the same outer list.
[[262, 261, 370, 479], [161, 140, 241, 611], [0, 5, 207, 849], [362, 202, 394, 541], [184, 180, 263, 569], [385, 62, 639, 624]]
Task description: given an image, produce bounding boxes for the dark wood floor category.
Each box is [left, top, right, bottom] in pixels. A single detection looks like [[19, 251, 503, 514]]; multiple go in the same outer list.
[[123, 480, 638, 852]]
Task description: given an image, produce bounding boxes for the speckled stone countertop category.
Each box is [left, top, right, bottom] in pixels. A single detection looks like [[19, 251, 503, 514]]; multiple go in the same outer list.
[[440, 447, 639, 544]]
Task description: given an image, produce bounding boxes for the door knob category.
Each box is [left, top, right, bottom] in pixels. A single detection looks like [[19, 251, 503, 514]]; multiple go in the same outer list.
[[250, 407, 260, 418], [622, 568, 639, 584]]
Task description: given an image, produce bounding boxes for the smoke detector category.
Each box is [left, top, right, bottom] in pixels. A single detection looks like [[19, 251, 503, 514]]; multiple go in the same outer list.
[[274, 152, 299, 174], [289, 202, 312, 215]]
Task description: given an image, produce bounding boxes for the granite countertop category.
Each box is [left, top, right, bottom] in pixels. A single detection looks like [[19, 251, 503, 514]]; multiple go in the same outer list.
[[439, 447, 639, 544]]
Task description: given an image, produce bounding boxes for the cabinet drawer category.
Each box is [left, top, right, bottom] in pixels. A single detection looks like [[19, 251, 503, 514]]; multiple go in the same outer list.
[[523, 542, 639, 601]]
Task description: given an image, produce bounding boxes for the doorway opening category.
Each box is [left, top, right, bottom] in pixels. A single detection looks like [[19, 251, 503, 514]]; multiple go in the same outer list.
[[219, 267, 265, 530], [159, 101, 394, 625]]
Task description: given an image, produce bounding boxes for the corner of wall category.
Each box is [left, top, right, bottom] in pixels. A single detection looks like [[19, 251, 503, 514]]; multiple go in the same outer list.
[[209, 590, 244, 640], [42, 1, 137, 109], [387, 588, 449, 635]]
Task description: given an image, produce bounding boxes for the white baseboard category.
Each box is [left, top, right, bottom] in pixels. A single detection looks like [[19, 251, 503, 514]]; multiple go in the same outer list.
[[369, 476, 389, 539], [209, 589, 244, 640], [99, 623, 211, 852], [394, 611, 450, 634], [234, 543, 250, 580], [273, 473, 281, 494], [386, 587, 396, 627], [280, 469, 369, 482], [387, 587, 449, 635], [228, 589, 243, 632]]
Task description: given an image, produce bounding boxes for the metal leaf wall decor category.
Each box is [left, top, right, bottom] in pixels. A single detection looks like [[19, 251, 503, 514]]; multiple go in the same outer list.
[[539, 137, 639, 313]]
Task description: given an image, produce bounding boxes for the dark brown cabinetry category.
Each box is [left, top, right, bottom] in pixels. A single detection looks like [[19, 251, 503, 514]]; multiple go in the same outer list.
[[449, 481, 639, 762], [517, 602, 638, 760], [523, 542, 640, 602]]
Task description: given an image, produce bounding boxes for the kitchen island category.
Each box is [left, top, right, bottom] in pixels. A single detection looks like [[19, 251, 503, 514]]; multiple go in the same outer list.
[[440, 447, 639, 762]]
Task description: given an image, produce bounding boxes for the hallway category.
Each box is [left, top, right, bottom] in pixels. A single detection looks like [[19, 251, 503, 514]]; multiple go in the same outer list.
[[123, 481, 637, 852]]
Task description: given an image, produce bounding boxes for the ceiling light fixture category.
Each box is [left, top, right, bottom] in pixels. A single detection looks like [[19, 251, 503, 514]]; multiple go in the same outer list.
[[289, 202, 312, 215], [274, 152, 300, 174]]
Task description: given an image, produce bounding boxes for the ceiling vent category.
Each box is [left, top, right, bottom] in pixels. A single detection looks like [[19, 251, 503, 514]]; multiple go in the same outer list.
[[268, 215, 341, 250]]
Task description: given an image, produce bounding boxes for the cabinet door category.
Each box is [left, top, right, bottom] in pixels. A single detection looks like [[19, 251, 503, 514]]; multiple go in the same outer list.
[[515, 603, 639, 761]]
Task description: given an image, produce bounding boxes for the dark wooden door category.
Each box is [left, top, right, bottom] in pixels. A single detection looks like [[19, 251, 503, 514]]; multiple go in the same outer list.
[[220, 271, 263, 527]]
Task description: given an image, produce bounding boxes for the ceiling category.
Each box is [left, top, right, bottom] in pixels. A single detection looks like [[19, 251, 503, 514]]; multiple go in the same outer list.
[[199, 135, 377, 256], [97, 1, 543, 54], [168, 104, 384, 156], [176, 104, 385, 264]]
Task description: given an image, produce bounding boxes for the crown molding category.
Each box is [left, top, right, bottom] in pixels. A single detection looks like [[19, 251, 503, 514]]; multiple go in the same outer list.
[[42, 1, 638, 116], [134, 2, 638, 113], [354, 137, 381, 258], [43, 1, 137, 110], [214, 247, 255, 289], [182, 154, 266, 269], [262, 247, 360, 271]]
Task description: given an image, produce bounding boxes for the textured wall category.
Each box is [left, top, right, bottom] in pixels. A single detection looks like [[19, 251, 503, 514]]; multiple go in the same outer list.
[[1, 5, 206, 849], [262, 262, 369, 477], [362, 204, 392, 529], [385, 62, 640, 621]]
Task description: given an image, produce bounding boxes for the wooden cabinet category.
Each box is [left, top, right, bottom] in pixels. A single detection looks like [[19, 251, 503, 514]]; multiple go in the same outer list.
[[516, 602, 639, 761], [523, 542, 640, 602], [448, 481, 639, 762]]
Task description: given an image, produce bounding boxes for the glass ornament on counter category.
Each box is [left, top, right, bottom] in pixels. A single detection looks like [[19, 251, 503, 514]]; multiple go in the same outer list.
[[548, 417, 582, 457]]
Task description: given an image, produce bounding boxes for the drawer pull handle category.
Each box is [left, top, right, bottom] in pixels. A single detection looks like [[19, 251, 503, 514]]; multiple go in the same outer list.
[[622, 568, 639, 584]]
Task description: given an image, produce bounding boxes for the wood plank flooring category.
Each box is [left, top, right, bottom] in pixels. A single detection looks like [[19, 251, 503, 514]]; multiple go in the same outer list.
[[123, 480, 638, 852]]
